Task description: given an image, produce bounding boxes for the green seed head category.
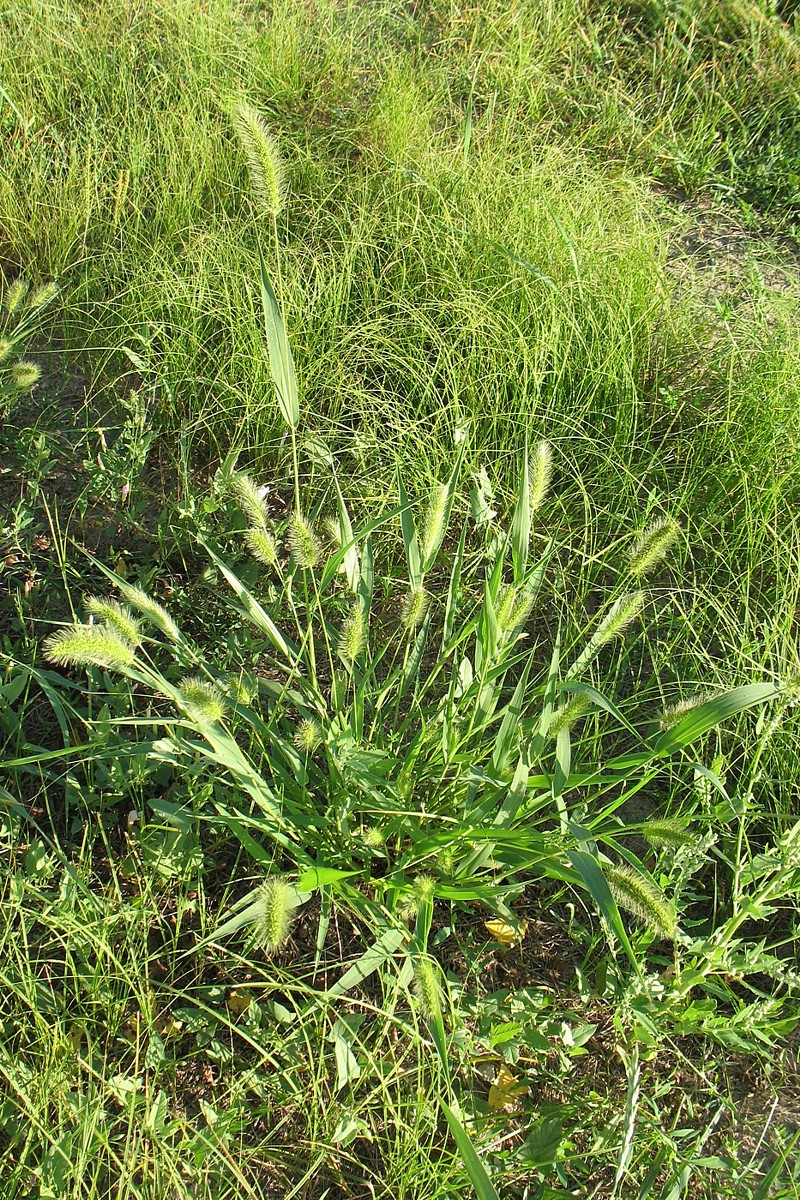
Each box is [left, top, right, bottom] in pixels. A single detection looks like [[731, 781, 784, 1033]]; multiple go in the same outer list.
[[294, 717, 323, 754], [0, 337, 14, 363], [4, 278, 28, 315], [659, 691, 713, 731], [549, 693, 590, 738], [338, 603, 367, 665], [421, 482, 449, 568], [598, 591, 645, 646], [529, 439, 553, 514], [44, 624, 136, 671], [629, 517, 680, 578], [232, 473, 269, 529], [177, 677, 226, 726], [118, 582, 181, 642], [230, 101, 286, 218], [29, 282, 59, 310], [641, 820, 699, 851], [401, 586, 430, 632], [606, 864, 676, 941], [12, 360, 41, 391], [84, 597, 142, 646], [245, 526, 278, 567], [288, 513, 321, 570], [253, 876, 296, 952], [362, 825, 386, 850], [413, 955, 443, 1019]]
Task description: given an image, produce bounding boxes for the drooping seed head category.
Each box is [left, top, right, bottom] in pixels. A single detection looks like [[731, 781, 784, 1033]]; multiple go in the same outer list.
[[44, 624, 136, 671], [12, 361, 41, 391], [230, 101, 286, 218], [245, 526, 278, 567], [288, 513, 321, 570], [231, 473, 269, 529], [658, 691, 713, 731], [598, 591, 645, 647], [118, 582, 181, 642], [253, 876, 297, 951], [641, 820, 699, 851], [401, 586, 430, 632], [629, 517, 680, 578], [29, 282, 59, 310], [177, 676, 227, 726], [605, 864, 676, 941], [85, 597, 142, 646]]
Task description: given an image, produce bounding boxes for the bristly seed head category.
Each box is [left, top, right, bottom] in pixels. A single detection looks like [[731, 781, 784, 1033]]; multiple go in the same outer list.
[[85, 597, 142, 646], [401, 586, 430, 632], [659, 691, 713, 730], [288, 513, 321, 570], [529, 439, 553, 514], [44, 624, 136, 671], [413, 954, 443, 1019], [231, 473, 269, 529], [230, 101, 286, 219], [338, 603, 367, 665], [4, 278, 28, 315], [641, 819, 699, 851], [549, 693, 590, 738], [421, 482, 449, 568], [629, 516, 680, 578], [0, 337, 14, 363], [29, 282, 59, 310], [12, 361, 41, 391], [118, 582, 182, 642], [245, 526, 278, 568], [177, 676, 227, 726], [294, 717, 323, 754], [606, 864, 677, 941], [253, 876, 297, 952], [598, 591, 645, 646]]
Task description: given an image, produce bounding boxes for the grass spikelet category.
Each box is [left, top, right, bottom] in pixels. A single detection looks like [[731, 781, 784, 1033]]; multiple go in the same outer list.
[[421, 483, 448, 567], [245, 527, 278, 567], [29, 282, 59, 310], [529, 439, 553, 514], [294, 718, 322, 754], [0, 338, 13, 363], [253, 876, 296, 952], [641, 819, 699, 851], [549, 693, 590, 737], [12, 361, 41, 390], [606, 864, 677, 940], [4, 278, 28, 315], [177, 676, 226, 726], [339, 603, 367, 664], [231, 473, 269, 529], [118, 583, 181, 642], [44, 624, 136, 670], [629, 516, 680, 578], [85, 597, 142, 646], [659, 691, 714, 730], [598, 591, 645, 646], [230, 101, 286, 218], [401, 586, 430, 631], [413, 954, 443, 1019], [288, 513, 321, 570]]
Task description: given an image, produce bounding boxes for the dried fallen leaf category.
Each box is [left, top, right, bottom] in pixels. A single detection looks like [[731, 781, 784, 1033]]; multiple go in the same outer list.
[[488, 1064, 527, 1112], [484, 917, 528, 948]]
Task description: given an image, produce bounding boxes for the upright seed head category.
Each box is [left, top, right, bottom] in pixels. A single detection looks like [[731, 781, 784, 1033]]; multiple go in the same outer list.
[[629, 517, 680, 578], [231, 473, 269, 529], [529, 439, 553, 514], [294, 717, 323, 754], [401, 586, 430, 632], [177, 676, 227, 726], [288, 513, 321, 570], [4, 278, 28, 315], [659, 691, 713, 731], [339, 603, 367, 665], [413, 955, 443, 1020], [605, 864, 676, 941], [421, 482, 449, 567], [598, 591, 645, 646], [12, 361, 41, 391], [549, 693, 590, 738], [0, 338, 14, 363], [253, 876, 297, 952], [29, 282, 59, 310], [44, 624, 136, 671], [230, 101, 286, 218], [84, 597, 142, 646]]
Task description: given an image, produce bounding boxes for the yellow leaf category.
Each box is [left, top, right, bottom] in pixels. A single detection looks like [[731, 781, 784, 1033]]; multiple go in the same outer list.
[[488, 1064, 527, 1111], [227, 989, 252, 1014], [484, 917, 528, 948]]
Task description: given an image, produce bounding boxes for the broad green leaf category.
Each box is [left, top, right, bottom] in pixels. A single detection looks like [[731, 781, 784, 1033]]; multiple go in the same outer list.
[[490, 656, 532, 775], [199, 536, 297, 663], [567, 846, 640, 973], [327, 926, 406, 999], [398, 469, 422, 590], [334, 479, 361, 596], [258, 242, 299, 429], [297, 866, 359, 892], [654, 684, 780, 755]]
